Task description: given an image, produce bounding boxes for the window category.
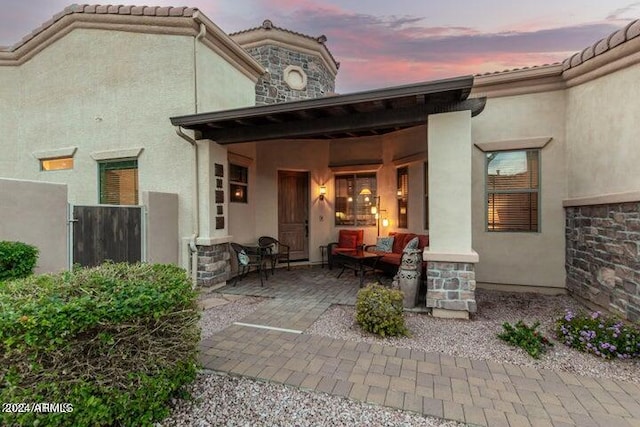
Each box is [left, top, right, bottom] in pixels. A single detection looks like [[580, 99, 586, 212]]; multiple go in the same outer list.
[[335, 173, 376, 226], [99, 160, 138, 205], [229, 164, 248, 203], [486, 150, 539, 232], [41, 157, 73, 171], [397, 166, 408, 228]]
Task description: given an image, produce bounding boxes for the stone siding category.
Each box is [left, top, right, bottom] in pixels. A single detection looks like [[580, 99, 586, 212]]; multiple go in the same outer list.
[[426, 262, 477, 313], [565, 202, 640, 321], [197, 243, 231, 287], [245, 45, 335, 104]]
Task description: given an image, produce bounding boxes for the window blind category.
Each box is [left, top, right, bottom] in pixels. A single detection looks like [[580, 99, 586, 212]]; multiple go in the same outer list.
[[486, 150, 539, 232], [99, 160, 138, 205]]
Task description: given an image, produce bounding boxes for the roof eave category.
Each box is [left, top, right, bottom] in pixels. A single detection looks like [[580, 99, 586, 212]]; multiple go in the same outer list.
[[171, 75, 475, 127]]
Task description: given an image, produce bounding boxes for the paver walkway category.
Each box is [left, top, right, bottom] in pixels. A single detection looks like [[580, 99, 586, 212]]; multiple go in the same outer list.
[[199, 267, 640, 427]]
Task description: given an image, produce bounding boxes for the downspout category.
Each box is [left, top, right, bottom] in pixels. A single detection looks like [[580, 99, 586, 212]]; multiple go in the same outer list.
[[175, 22, 207, 287], [176, 126, 199, 287]]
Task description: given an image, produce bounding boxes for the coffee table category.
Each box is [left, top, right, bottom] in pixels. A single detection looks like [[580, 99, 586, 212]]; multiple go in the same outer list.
[[334, 250, 383, 287]]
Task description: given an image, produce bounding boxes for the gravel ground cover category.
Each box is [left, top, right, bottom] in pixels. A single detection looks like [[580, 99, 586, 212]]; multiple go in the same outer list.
[[308, 289, 640, 383], [161, 289, 638, 426]]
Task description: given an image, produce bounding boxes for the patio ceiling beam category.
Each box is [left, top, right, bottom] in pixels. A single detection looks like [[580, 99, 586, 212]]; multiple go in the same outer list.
[[200, 98, 486, 144]]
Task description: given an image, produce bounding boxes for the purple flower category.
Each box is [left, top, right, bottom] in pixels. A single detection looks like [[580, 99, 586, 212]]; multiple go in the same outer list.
[[564, 311, 574, 322], [591, 311, 601, 319]]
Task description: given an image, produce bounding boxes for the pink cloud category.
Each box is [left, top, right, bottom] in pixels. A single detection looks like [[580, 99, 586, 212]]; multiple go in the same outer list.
[[336, 51, 574, 93]]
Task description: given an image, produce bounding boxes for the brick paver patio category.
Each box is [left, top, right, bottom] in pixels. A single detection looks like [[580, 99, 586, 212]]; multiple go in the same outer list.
[[200, 266, 640, 427]]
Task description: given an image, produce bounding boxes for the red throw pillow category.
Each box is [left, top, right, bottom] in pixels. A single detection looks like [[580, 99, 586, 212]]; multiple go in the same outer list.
[[338, 234, 357, 249]]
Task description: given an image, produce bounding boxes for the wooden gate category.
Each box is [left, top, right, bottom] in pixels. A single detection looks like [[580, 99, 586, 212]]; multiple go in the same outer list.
[[71, 205, 144, 267]]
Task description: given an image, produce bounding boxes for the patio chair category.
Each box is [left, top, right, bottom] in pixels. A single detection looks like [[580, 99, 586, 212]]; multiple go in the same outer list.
[[327, 229, 364, 269], [258, 236, 291, 273], [230, 242, 269, 286]]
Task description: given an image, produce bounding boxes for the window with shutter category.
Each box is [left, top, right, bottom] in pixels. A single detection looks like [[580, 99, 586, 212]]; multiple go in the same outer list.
[[397, 166, 408, 228], [99, 160, 138, 205], [486, 150, 539, 232]]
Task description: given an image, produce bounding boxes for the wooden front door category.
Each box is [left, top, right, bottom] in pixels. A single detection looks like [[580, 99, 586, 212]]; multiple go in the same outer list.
[[278, 171, 309, 260]]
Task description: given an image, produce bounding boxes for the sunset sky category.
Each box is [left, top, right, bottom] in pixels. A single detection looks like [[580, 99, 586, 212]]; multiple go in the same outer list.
[[1, 1, 638, 92]]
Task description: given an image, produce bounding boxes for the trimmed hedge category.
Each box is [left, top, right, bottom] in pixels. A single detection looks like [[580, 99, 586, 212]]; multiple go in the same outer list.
[[355, 284, 409, 337], [0, 263, 200, 427], [0, 241, 39, 282]]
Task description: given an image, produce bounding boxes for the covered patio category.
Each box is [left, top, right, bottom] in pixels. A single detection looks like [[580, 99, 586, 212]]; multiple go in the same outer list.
[[171, 75, 486, 318]]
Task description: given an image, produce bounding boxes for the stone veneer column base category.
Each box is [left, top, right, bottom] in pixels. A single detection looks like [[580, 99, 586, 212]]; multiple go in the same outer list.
[[196, 243, 231, 288], [426, 261, 477, 318]]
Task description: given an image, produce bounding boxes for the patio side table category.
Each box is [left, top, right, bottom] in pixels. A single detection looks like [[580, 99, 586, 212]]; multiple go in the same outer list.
[[319, 245, 328, 268]]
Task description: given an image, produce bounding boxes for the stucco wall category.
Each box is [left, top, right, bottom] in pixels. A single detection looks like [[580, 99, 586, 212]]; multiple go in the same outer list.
[[471, 91, 567, 288], [0, 28, 256, 268], [227, 144, 258, 244], [0, 178, 68, 274], [143, 191, 179, 265], [566, 65, 640, 199], [196, 42, 256, 112]]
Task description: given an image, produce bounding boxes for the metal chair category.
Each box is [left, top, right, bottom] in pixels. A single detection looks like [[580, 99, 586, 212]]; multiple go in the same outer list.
[[230, 242, 269, 286], [258, 236, 290, 274]]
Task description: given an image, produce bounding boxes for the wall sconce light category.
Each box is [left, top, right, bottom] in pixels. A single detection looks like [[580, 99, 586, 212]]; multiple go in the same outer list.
[[319, 185, 326, 201], [381, 217, 389, 227]]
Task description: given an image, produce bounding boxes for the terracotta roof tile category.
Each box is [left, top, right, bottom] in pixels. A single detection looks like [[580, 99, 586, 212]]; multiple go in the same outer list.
[[474, 63, 561, 77], [581, 44, 595, 63], [156, 6, 171, 17], [562, 18, 640, 71], [230, 19, 340, 69], [627, 20, 640, 39], [230, 19, 323, 42], [1, 4, 202, 52], [609, 28, 627, 49]]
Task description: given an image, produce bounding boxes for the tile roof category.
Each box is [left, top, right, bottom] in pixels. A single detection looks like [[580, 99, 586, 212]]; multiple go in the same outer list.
[[1, 4, 200, 52], [563, 19, 640, 70], [474, 62, 562, 77], [230, 19, 340, 69]]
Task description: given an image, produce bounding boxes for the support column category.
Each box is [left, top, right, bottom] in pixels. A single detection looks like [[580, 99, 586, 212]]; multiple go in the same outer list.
[[425, 110, 478, 319], [195, 141, 233, 288]]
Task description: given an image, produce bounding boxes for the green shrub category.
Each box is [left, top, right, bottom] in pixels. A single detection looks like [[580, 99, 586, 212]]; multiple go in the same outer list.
[[497, 320, 553, 359], [0, 262, 200, 427], [0, 241, 39, 282], [355, 284, 409, 338], [556, 310, 640, 360]]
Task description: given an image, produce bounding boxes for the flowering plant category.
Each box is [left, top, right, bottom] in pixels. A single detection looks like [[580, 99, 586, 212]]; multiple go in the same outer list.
[[497, 320, 553, 359], [555, 310, 640, 360]]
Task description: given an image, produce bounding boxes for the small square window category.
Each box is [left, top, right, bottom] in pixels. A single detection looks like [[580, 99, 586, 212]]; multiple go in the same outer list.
[[99, 159, 138, 205], [41, 157, 73, 171]]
